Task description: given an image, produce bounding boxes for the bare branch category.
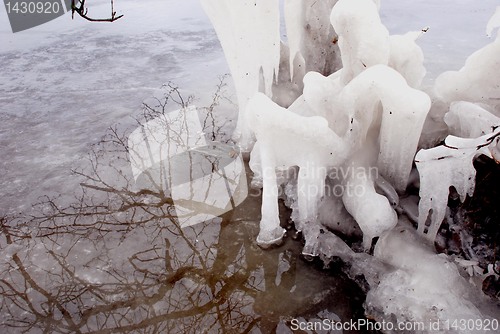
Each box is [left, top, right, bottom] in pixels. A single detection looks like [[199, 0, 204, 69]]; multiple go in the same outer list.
[[71, 0, 123, 23]]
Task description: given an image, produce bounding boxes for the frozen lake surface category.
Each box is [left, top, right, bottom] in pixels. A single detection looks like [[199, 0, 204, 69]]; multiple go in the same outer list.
[[0, 0, 499, 332], [0, 0, 498, 214], [0, 0, 231, 214]]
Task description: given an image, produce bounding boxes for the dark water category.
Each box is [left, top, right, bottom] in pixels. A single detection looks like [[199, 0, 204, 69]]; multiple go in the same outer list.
[[0, 161, 369, 334], [0, 100, 371, 333]]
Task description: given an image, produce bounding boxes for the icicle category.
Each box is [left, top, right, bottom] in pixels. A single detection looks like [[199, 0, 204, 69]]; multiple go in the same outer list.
[[271, 42, 304, 108], [201, 0, 281, 150], [284, 0, 340, 80], [246, 93, 349, 246], [284, 0, 303, 81], [415, 133, 496, 242]]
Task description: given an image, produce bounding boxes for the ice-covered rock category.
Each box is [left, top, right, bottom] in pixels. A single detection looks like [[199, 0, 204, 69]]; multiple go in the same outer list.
[[374, 174, 399, 208], [397, 195, 420, 224], [317, 183, 361, 238]]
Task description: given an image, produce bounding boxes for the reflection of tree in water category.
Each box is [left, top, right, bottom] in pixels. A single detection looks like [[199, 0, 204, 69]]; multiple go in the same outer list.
[[0, 82, 366, 333]]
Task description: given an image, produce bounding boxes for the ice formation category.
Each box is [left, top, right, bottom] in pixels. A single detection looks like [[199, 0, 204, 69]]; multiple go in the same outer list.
[[445, 102, 500, 138], [203, 0, 500, 330], [203, 0, 432, 247], [368, 225, 497, 333], [415, 135, 493, 241], [338, 65, 431, 192], [246, 92, 349, 246], [284, 0, 340, 79], [388, 31, 427, 88], [200, 0, 281, 150], [342, 168, 397, 250], [330, 0, 389, 85], [246, 63, 430, 247], [416, 107, 500, 242], [416, 7, 500, 242]]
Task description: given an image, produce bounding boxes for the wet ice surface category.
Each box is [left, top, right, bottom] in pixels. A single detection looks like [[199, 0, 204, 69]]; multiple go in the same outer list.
[[0, 157, 367, 332], [0, 0, 231, 214], [0, 2, 367, 330], [1, 0, 499, 333], [1, 0, 498, 214]]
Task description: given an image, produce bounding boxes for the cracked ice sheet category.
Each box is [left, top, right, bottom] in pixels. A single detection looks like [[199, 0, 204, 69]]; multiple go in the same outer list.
[[0, 0, 232, 214]]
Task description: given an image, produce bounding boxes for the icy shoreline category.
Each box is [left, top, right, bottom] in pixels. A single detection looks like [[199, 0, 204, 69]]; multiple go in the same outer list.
[[1, 1, 499, 332]]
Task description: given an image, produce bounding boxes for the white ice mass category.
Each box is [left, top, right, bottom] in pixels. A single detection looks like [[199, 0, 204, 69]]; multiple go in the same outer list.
[[200, 0, 281, 150], [202, 0, 500, 330], [0, 0, 498, 331]]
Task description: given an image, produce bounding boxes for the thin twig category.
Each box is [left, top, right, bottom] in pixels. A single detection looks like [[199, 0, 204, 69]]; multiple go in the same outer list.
[[71, 0, 123, 22]]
